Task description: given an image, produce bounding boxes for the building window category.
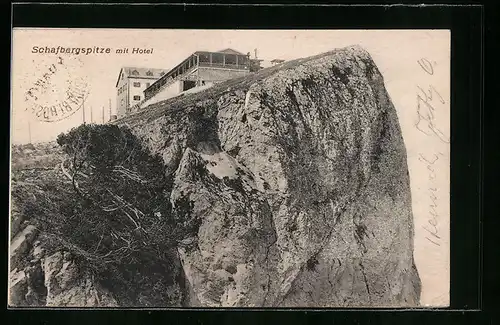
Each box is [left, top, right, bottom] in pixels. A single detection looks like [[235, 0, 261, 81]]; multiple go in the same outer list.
[[146, 82, 150, 88], [160, 72, 165, 76], [212, 53, 224, 64], [199, 53, 210, 63], [133, 82, 141, 87], [131, 70, 139, 76], [146, 71, 153, 76], [225, 54, 237, 65], [133, 95, 141, 101]]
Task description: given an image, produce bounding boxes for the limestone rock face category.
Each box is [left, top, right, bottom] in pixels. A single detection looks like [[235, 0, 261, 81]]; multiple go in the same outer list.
[[122, 45, 421, 307], [9, 226, 118, 307], [171, 148, 279, 307], [43, 251, 118, 307], [10, 225, 38, 270]]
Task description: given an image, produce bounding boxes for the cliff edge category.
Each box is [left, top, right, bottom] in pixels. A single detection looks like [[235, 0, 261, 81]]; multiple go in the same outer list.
[[118, 45, 421, 307]]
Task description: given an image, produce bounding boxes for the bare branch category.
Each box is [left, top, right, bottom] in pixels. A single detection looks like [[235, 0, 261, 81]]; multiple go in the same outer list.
[[93, 233, 104, 253], [122, 209, 140, 230]]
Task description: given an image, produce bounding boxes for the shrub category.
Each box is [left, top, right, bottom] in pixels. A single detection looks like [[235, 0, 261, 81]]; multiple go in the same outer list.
[[12, 124, 184, 306]]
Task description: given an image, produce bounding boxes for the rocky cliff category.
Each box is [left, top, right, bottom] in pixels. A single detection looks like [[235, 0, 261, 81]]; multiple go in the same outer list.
[[10, 45, 421, 307], [119, 45, 421, 307], [9, 223, 118, 307]]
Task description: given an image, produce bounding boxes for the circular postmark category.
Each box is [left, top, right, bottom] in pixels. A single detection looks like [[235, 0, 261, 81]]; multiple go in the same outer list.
[[23, 55, 89, 122]]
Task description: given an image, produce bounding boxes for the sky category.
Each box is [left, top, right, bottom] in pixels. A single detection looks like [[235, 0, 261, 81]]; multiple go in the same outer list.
[[11, 29, 450, 306], [12, 29, 448, 144]]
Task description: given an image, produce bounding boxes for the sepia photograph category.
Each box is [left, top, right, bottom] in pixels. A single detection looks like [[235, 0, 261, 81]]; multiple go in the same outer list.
[[9, 29, 450, 308]]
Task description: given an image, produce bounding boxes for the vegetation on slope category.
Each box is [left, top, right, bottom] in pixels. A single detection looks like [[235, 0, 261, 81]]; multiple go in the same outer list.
[[11, 124, 187, 306], [11, 142, 64, 171]]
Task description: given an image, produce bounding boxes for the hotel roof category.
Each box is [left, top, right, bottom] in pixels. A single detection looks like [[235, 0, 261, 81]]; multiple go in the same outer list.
[[216, 48, 246, 55], [116, 67, 170, 87]]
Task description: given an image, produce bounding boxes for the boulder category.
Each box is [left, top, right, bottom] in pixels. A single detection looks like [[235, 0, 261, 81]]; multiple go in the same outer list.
[[9, 269, 28, 306], [122, 45, 421, 307], [10, 225, 37, 271], [43, 251, 118, 307]]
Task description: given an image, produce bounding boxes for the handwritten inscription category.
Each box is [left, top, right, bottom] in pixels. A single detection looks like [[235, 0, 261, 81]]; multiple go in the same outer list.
[[419, 152, 444, 246], [415, 58, 449, 144], [415, 58, 448, 247]]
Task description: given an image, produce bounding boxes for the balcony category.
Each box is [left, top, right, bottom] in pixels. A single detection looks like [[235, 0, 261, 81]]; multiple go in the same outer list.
[[144, 51, 251, 101], [144, 65, 197, 100], [198, 62, 249, 70]]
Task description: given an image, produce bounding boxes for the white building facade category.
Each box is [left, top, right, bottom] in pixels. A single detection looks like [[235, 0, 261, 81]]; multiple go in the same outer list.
[[115, 67, 169, 118]]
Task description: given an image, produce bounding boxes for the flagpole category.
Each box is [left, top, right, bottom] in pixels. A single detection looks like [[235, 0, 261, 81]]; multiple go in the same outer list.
[[82, 100, 86, 124]]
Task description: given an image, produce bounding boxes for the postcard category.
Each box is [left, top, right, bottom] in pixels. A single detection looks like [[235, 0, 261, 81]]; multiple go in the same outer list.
[[9, 29, 450, 308]]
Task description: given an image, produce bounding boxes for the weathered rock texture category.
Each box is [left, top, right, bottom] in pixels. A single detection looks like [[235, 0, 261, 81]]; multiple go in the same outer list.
[[118, 45, 421, 307], [10, 45, 421, 307], [9, 226, 118, 307]]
